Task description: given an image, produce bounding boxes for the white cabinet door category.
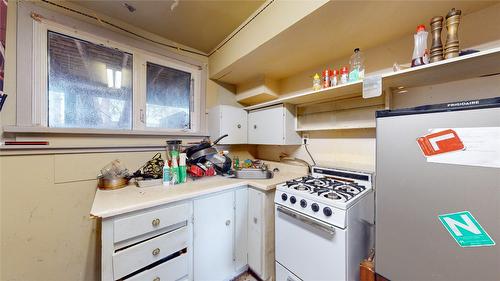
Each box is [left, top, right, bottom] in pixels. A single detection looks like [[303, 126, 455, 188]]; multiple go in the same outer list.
[[220, 106, 247, 144], [247, 188, 263, 276], [234, 188, 248, 271], [194, 191, 235, 281], [208, 105, 247, 144], [248, 105, 284, 144]]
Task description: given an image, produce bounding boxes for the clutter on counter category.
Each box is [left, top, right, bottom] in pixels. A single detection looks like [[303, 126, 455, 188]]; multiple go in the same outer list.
[[97, 159, 131, 190]]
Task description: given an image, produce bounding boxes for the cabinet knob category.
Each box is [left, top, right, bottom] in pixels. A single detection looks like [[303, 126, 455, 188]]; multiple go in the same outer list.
[[152, 218, 160, 227], [253, 125, 257, 129], [225, 220, 231, 226], [152, 248, 161, 256], [237, 124, 241, 129], [253, 217, 258, 224], [153, 278, 160, 281]]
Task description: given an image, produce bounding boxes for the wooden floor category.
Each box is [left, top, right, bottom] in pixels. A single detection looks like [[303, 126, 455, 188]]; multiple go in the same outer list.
[[233, 272, 258, 281]]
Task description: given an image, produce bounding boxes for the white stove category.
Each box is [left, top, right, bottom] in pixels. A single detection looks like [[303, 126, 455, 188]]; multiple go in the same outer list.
[[274, 167, 375, 281]]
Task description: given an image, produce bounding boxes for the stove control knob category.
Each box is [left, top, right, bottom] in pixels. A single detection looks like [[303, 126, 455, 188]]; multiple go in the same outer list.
[[323, 207, 333, 217], [290, 196, 296, 204], [281, 193, 288, 201], [300, 199, 307, 208], [311, 203, 319, 212]]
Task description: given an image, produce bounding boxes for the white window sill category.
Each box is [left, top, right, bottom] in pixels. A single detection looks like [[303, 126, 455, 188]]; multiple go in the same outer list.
[[2, 126, 209, 137]]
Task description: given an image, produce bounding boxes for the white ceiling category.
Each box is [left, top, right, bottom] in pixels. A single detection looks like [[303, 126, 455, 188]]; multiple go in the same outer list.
[[71, 0, 265, 54]]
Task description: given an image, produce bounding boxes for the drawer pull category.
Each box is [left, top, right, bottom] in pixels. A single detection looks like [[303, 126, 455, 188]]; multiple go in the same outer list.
[[225, 219, 231, 226], [153, 277, 160, 281], [152, 248, 161, 256], [152, 218, 161, 227], [237, 124, 241, 129], [253, 217, 258, 224]]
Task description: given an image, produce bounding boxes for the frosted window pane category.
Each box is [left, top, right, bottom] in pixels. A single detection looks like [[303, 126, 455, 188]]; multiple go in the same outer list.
[[146, 62, 191, 129], [48, 31, 132, 129]]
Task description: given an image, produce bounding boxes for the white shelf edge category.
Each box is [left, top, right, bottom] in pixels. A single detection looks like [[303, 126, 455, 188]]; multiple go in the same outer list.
[[296, 126, 376, 132], [243, 81, 363, 111], [381, 46, 500, 81], [243, 47, 500, 110]]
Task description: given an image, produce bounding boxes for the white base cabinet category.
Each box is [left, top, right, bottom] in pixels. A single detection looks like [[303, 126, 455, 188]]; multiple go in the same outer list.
[[100, 202, 193, 281], [193, 188, 249, 281], [247, 188, 276, 281], [98, 186, 274, 281], [193, 190, 237, 281]]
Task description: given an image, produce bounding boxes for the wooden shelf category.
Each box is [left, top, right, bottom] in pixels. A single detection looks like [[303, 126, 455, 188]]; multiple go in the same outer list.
[[243, 81, 362, 111], [244, 47, 500, 110]]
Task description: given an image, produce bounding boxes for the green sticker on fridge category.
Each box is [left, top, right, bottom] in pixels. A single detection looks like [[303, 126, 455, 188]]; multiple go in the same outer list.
[[439, 211, 496, 247]]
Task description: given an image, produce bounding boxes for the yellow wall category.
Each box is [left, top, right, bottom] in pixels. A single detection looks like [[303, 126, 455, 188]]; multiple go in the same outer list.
[[0, 2, 225, 281], [1, 2, 500, 281]]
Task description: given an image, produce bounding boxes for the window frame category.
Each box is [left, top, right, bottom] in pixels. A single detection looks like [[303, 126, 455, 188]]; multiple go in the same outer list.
[[31, 19, 203, 134]]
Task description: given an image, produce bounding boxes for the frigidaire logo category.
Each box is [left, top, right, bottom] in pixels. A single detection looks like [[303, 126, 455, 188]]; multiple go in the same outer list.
[[447, 100, 480, 107]]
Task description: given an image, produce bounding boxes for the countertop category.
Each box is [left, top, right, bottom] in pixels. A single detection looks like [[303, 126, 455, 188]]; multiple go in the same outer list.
[[90, 163, 307, 218]]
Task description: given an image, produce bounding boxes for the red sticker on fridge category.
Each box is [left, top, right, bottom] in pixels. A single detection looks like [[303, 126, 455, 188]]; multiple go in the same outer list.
[[417, 129, 464, 156]]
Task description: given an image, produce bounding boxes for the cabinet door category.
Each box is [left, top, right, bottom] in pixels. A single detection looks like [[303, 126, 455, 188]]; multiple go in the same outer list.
[[247, 188, 263, 276], [220, 106, 248, 144], [234, 188, 248, 271], [248, 105, 284, 144], [194, 191, 235, 281]]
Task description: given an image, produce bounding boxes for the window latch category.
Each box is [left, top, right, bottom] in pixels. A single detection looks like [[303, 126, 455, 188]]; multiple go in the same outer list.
[[140, 109, 145, 123]]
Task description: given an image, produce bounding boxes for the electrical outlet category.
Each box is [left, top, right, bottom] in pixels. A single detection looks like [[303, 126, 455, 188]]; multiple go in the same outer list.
[[302, 133, 310, 144]]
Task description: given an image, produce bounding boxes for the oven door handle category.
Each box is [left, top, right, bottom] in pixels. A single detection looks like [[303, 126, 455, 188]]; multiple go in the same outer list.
[[277, 205, 335, 236]]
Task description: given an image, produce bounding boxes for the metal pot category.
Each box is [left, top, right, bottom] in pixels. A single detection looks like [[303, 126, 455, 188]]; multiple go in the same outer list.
[[97, 175, 130, 190]]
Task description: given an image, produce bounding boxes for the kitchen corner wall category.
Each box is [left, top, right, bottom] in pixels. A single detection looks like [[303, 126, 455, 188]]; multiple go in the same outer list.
[[255, 3, 500, 172], [0, 2, 229, 281]]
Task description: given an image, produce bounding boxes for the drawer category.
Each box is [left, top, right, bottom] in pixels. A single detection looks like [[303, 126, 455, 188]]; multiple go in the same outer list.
[[114, 203, 190, 243], [113, 226, 188, 280], [125, 252, 188, 281]]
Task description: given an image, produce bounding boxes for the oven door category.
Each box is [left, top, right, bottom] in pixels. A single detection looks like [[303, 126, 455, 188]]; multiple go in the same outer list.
[[275, 204, 347, 281]]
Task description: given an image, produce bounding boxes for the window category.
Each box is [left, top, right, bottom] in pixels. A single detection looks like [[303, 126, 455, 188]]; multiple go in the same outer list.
[[21, 17, 204, 135], [146, 62, 192, 129], [47, 31, 133, 129]]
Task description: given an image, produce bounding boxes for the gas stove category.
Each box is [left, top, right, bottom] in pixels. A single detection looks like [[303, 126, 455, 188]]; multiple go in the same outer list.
[[274, 166, 375, 281], [275, 166, 373, 228]]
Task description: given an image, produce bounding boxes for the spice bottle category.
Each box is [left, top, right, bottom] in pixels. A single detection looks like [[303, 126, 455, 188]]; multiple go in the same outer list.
[[312, 73, 321, 91], [331, 69, 339, 87], [322, 68, 332, 88], [340, 66, 349, 84], [411, 24, 429, 67]]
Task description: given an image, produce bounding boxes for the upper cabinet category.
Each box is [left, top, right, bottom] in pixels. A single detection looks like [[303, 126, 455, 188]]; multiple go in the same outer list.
[[209, 104, 302, 145], [248, 104, 301, 145], [208, 105, 248, 144]]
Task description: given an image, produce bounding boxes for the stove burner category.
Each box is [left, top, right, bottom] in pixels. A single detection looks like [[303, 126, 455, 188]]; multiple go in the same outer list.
[[295, 185, 310, 191], [283, 175, 367, 202], [325, 192, 341, 200]]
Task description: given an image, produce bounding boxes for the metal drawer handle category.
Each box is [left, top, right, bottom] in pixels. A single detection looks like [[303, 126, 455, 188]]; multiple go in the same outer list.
[[153, 278, 160, 281], [237, 124, 241, 129], [152, 248, 160, 256], [225, 219, 231, 226], [277, 205, 335, 236], [152, 218, 160, 227]]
